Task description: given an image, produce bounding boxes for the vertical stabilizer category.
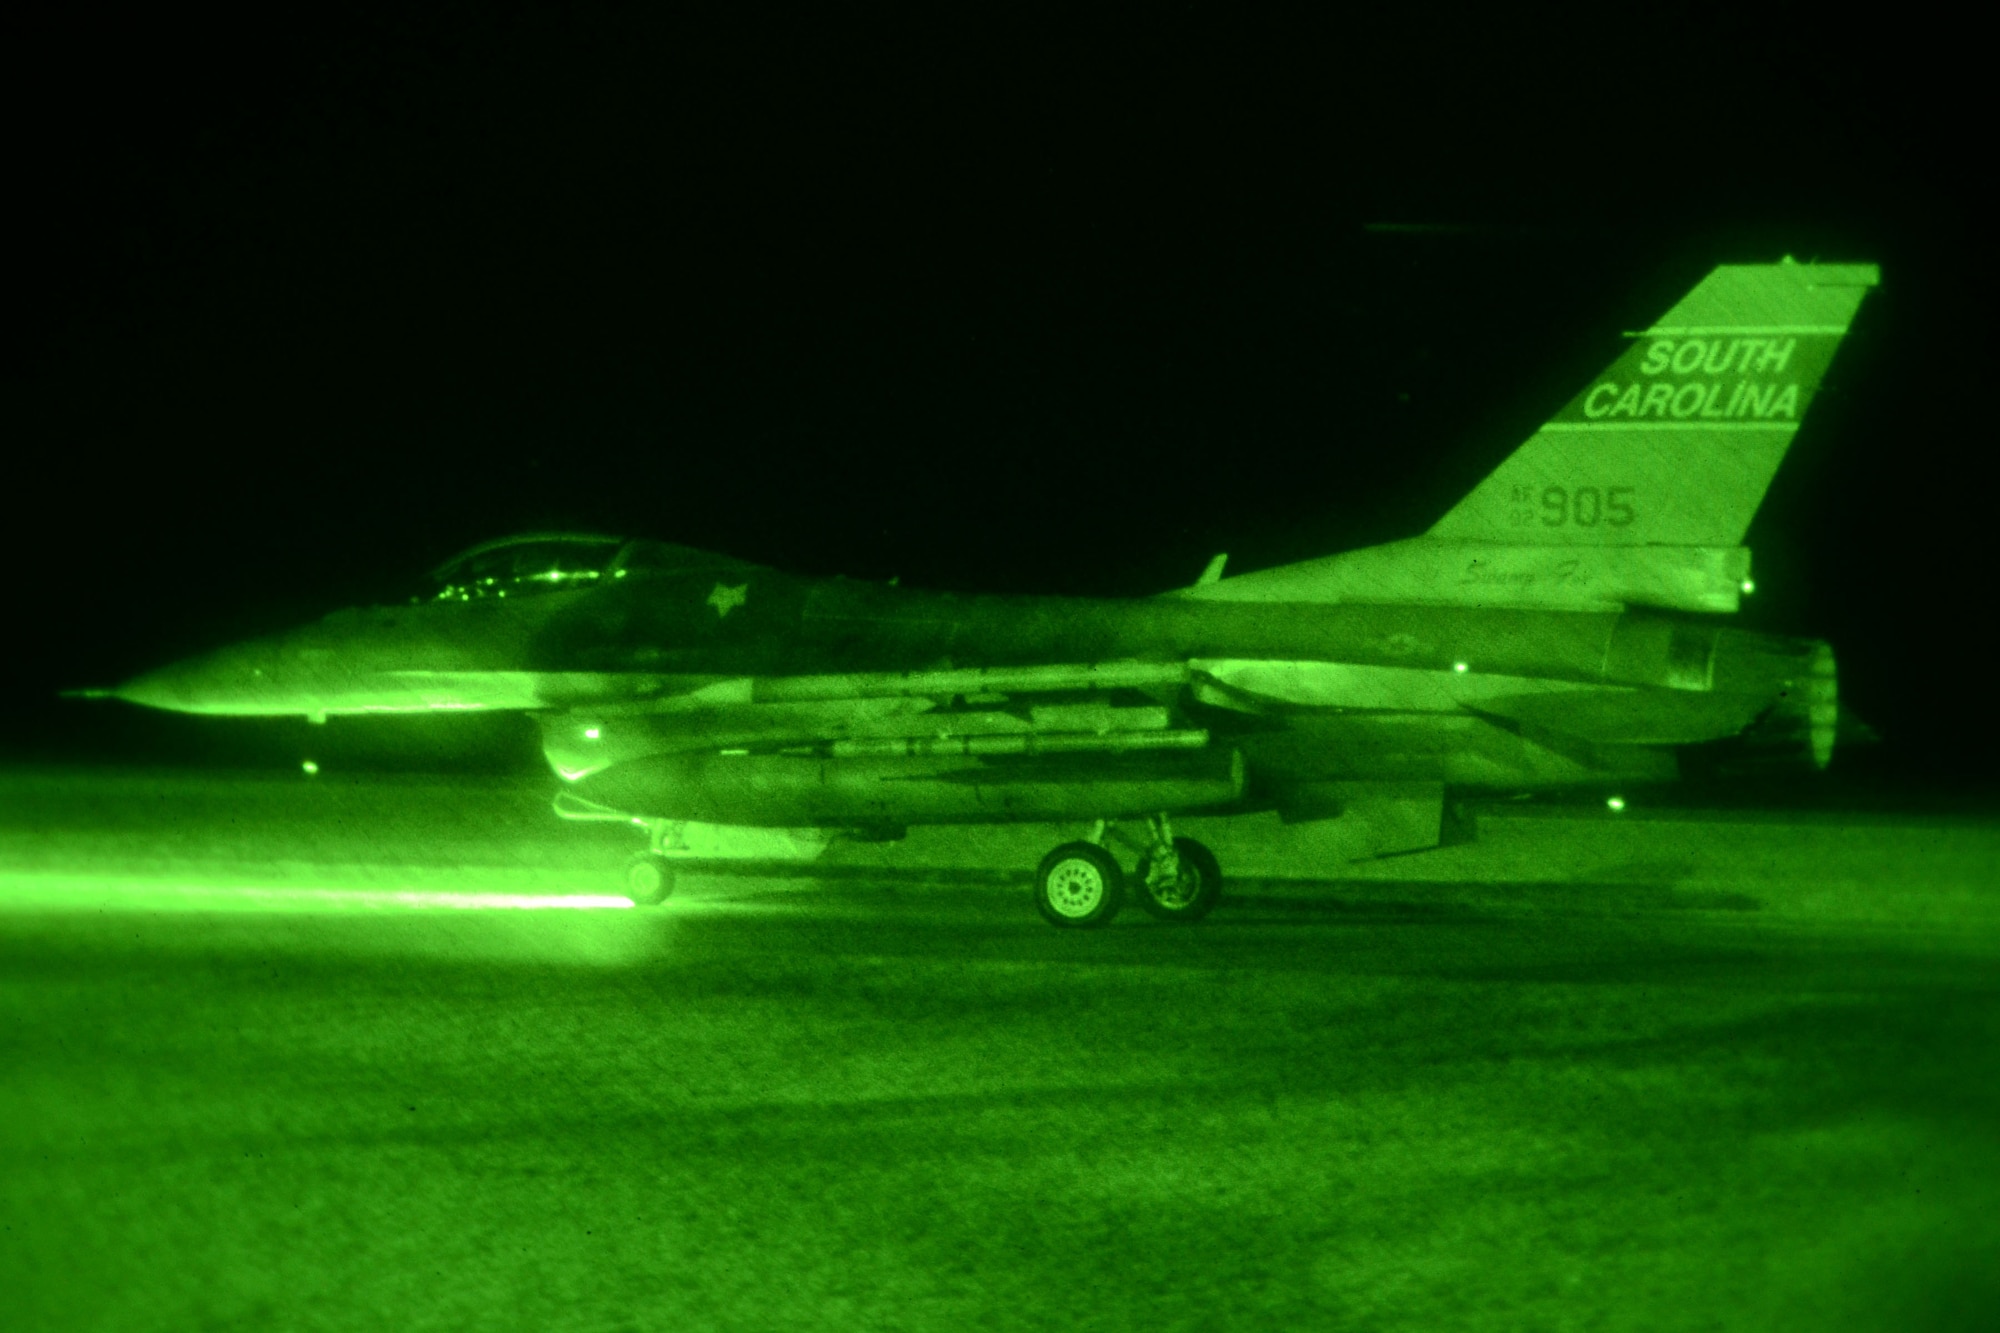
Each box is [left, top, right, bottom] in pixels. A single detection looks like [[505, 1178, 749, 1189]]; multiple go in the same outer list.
[[1428, 260, 1879, 547]]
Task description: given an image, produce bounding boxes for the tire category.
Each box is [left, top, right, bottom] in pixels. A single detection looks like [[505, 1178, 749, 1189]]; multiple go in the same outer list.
[[1034, 841, 1124, 929], [1133, 837, 1221, 922], [625, 852, 677, 907]]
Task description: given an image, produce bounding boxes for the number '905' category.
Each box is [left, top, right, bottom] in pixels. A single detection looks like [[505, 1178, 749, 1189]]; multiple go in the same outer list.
[[1541, 485, 1633, 528]]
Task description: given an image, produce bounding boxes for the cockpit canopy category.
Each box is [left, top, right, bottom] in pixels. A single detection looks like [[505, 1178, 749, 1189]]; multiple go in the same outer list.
[[422, 533, 758, 603], [426, 534, 626, 603]]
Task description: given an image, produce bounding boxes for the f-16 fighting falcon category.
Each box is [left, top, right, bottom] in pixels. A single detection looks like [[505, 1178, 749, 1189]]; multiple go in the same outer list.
[[100, 259, 1879, 926]]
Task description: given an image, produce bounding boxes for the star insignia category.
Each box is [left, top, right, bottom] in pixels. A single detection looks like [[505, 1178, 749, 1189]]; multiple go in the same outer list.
[[707, 582, 749, 618]]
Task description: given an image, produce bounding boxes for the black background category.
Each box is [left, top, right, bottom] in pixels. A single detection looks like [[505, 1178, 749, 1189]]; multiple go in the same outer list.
[[2, 9, 1984, 790]]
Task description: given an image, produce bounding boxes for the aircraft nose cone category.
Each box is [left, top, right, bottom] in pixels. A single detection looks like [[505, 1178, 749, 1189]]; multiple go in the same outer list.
[[115, 659, 216, 712], [113, 647, 275, 715]]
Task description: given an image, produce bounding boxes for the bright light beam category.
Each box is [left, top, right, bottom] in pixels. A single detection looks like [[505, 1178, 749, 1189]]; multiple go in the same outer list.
[[0, 874, 635, 913]]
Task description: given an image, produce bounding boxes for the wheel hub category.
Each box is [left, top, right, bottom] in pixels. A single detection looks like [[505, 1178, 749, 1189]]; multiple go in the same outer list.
[[1150, 861, 1200, 908], [1045, 858, 1106, 917]]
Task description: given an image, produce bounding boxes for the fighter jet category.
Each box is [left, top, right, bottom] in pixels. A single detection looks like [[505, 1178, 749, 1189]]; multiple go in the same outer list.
[[104, 259, 1879, 926]]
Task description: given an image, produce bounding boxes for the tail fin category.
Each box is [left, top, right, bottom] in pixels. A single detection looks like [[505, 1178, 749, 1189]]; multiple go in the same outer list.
[[1428, 258, 1879, 546]]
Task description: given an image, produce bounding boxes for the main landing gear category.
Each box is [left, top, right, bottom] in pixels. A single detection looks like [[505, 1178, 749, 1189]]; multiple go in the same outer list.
[[1034, 841, 1125, 928], [1032, 815, 1222, 929]]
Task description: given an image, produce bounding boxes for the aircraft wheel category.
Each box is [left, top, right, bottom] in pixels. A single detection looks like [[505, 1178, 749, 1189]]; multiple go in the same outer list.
[[625, 852, 677, 907], [1134, 837, 1222, 922], [1034, 841, 1124, 929]]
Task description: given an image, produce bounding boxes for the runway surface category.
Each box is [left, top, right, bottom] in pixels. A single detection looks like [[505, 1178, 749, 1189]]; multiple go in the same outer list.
[[3, 767, 1997, 1330]]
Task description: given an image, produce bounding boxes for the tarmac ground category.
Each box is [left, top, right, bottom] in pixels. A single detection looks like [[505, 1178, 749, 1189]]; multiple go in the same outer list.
[[3, 766, 1997, 1330]]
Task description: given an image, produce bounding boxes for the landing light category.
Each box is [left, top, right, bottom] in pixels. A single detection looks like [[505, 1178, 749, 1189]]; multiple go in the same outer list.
[[1452, 661, 1469, 674], [1606, 795, 1625, 812], [301, 760, 319, 776], [584, 727, 601, 740], [1741, 579, 1756, 595]]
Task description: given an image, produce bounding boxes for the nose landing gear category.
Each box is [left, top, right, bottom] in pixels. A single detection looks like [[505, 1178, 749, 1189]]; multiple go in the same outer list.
[[625, 852, 677, 906], [623, 819, 687, 907]]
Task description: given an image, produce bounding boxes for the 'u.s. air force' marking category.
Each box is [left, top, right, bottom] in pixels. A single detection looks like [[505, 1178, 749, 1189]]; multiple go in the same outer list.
[[707, 582, 749, 618]]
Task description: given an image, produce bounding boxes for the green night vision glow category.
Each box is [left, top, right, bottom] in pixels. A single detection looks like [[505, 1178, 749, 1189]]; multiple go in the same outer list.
[[77, 262, 1882, 930]]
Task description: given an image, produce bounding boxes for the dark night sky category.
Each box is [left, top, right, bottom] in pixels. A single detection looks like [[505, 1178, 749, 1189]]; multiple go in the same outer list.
[[2, 10, 1985, 786]]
